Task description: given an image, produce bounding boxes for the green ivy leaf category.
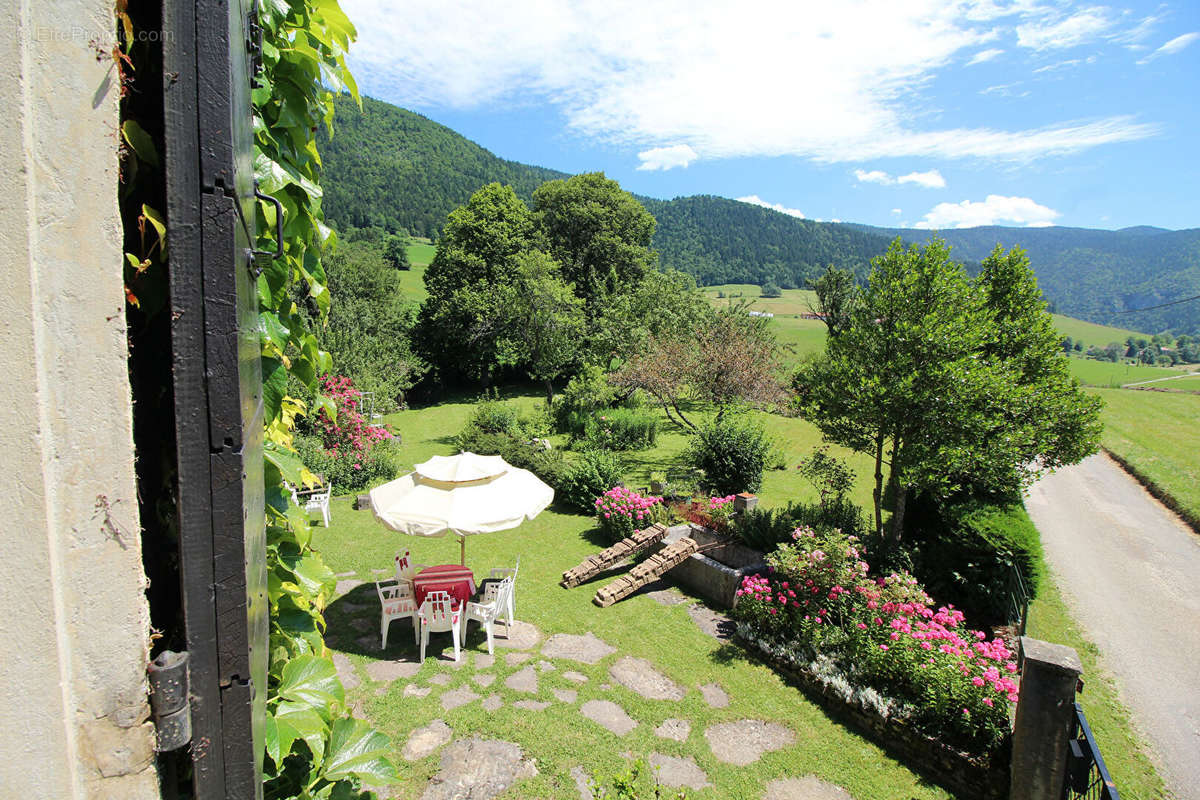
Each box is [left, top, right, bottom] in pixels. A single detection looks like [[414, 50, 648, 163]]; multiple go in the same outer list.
[[121, 120, 159, 167], [262, 356, 287, 423], [264, 439, 309, 487], [276, 654, 343, 719], [322, 717, 398, 787], [274, 699, 329, 766]]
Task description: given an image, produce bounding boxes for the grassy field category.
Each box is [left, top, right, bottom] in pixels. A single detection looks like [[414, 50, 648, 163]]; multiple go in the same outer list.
[[1050, 314, 1146, 349], [1146, 374, 1200, 390], [1066, 358, 1190, 388], [312, 394, 951, 799], [1026, 575, 1167, 799], [1090, 387, 1200, 523]]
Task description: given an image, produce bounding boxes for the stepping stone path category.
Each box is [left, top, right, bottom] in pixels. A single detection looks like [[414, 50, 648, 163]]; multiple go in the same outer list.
[[472, 673, 496, 688], [563, 670, 589, 684], [763, 776, 854, 800], [645, 583, 689, 606], [512, 699, 550, 711], [420, 737, 537, 800], [541, 632, 616, 664], [350, 617, 372, 633], [403, 684, 431, 698], [505, 652, 532, 666], [649, 753, 710, 790], [428, 673, 452, 686], [440, 687, 480, 711], [335, 579, 362, 596], [705, 720, 795, 766], [334, 571, 356, 578], [475, 654, 495, 669], [552, 688, 577, 704], [366, 660, 419, 683], [403, 719, 452, 761], [699, 683, 730, 708], [688, 603, 736, 641], [481, 695, 503, 712], [581, 700, 637, 736], [493, 620, 542, 650], [536, 660, 556, 672], [332, 652, 360, 690], [570, 765, 592, 800], [505, 667, 538, 694], [356, 634, 378, 650], [609, 656, 684, 700], [655, 719, 691, 742]]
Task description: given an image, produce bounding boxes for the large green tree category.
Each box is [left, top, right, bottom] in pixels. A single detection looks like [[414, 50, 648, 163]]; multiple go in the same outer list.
[[415, 183, 536, 382], [794, 238, 1099, 541], [532, 172, 658, 316], [506, 250, 586, 403]]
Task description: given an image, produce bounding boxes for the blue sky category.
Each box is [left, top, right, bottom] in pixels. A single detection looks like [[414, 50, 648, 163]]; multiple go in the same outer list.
[[341, 0, 1198, 231]]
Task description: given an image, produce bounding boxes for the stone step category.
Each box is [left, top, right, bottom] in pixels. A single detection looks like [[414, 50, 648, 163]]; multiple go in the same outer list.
[[593, 537, 701, 607], [560, 523, 669, 588]]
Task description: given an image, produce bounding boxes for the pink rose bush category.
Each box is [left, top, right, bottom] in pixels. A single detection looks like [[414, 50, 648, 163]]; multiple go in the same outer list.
[[733, 525, 1017, 752], [296, 374, 398, 493], [594, 486, 662, 542]]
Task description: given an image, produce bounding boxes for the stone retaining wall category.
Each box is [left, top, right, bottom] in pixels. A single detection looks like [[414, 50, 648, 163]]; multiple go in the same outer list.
[[739, 632, 1010, 800], [660, 525, 766, 609]]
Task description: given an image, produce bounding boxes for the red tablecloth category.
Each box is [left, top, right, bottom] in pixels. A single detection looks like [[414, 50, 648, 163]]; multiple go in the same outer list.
[[412, 564, 476, 610]]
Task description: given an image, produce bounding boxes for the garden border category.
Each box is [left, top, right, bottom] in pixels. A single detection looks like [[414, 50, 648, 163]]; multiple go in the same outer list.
[[736, 630, 1010, 800]]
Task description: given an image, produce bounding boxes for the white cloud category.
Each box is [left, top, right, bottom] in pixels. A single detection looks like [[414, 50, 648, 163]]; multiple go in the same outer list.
[[914, 195, 1061, 228], [636, 144, 698, 171], [343, 0, 1158, 164], [966, 48, 1004, 65], [1137, 32, 1200, 64], [855, 169, 894, 185], [892, 208, 903, 215], [898, 169, 947, 188], [1016, 7, 1113, 50], [736, 195, 805, 219]]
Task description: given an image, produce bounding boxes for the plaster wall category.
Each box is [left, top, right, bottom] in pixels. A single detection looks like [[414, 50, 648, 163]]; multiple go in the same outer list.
[[0, 2, 158, 796]]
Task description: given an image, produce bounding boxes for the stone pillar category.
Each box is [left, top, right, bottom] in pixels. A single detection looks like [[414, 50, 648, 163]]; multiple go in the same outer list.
[[1010, 637, 1083, 800]]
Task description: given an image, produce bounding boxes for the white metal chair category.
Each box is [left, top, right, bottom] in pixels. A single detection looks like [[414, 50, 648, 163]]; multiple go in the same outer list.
[[486, 555, 519, 626], [417, 590, 461, 664], [462, 577, 513, 656], [286, 479, 332, 527], [372, 569, 417, 650]]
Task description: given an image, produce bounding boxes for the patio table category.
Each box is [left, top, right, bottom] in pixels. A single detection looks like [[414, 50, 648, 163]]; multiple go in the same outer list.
[[412, 564, 476, 610]]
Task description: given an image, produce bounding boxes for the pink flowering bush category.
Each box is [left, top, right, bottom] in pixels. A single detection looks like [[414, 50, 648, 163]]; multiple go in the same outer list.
[[733, 525, 1017, 752], [676, 494, 737, 532], [295, 375, 397, 493], [595, 486, 662, 542]]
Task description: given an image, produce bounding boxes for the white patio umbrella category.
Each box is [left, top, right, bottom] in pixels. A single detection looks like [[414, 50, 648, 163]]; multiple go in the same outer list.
[[368, 452, 554, 564]]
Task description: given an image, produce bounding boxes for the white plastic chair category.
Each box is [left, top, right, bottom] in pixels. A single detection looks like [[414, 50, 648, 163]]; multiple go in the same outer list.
[[462, 577, 513, 656], [417, 590, 461, 664], [286, 480, 332, 527], [393, 549, 421, 584], [487, 555, 519, 626], [372, 569, 417, 649]]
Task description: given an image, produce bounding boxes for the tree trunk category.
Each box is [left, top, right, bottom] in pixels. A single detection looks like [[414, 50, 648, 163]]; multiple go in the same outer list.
[[544, 378, 555, 406], [872, 434, 885, 539], [890, 484, 908, 545]]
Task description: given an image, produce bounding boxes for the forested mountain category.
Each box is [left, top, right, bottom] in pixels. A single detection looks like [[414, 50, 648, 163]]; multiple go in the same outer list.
[[321, 95, 568, 238], [851, 224, 1200, 334], [320, 94, 1199, 335]]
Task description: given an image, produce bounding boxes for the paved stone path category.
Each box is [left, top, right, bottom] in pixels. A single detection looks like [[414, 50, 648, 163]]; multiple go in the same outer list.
[[335, 614, 860, 799]]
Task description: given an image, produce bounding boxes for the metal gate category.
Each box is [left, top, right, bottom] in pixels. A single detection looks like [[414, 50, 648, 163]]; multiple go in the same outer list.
[[1063, 702, 1120, 800], [163, 0, 267, 797]]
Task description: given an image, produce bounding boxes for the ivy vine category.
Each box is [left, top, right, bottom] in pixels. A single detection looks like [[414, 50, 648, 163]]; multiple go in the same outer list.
[[253, 1, 396, 798]]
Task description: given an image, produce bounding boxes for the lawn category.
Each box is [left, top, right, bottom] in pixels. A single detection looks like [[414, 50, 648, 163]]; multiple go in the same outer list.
[[311, 393, 957, 799], [1090, 387, 1200, 524]]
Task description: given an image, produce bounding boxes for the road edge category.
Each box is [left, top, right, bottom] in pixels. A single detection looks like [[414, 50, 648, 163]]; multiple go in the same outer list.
[[1102, 447, 1200, 535]]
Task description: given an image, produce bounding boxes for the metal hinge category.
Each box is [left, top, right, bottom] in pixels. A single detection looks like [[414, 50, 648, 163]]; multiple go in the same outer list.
[[247, 0, 263, 78], [148, 650, 192, 751]]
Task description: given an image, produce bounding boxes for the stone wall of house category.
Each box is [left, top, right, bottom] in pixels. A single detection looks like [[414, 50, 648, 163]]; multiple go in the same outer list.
[[0, 2, 158, 796]]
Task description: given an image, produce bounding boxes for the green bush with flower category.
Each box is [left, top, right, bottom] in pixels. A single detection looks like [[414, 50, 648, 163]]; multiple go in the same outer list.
[[594, 486, 663, 542], [733, 525, 1017, 753]]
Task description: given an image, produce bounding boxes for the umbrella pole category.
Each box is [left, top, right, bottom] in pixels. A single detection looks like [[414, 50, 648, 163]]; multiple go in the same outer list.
[[459, 535, 466, 566]]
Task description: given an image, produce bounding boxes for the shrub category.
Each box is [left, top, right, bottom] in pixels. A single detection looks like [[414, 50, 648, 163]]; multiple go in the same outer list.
[[555, 364, 616, 436], [685, 415, 771, 495], [761, 281, 782, 298], [675, 494, 736, 532], [582, 407, 658, 450], [466, 396, 522, 436], [452, 428, 567, 490], [735, 498, 871, 553], [559, 449, 624, 512], [595, 487, 662, 542], [733, 525, 1017, 753], [734, 506, 797, 551], [902, 492, 1044, 628], [295, 434, 398, 495]]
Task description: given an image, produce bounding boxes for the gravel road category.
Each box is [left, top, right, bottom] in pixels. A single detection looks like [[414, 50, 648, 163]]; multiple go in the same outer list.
[[1025, 452, 1200, 799]]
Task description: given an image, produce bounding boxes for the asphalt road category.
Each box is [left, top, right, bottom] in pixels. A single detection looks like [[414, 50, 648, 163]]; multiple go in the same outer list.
[[1025, 452, 1200, 799]]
